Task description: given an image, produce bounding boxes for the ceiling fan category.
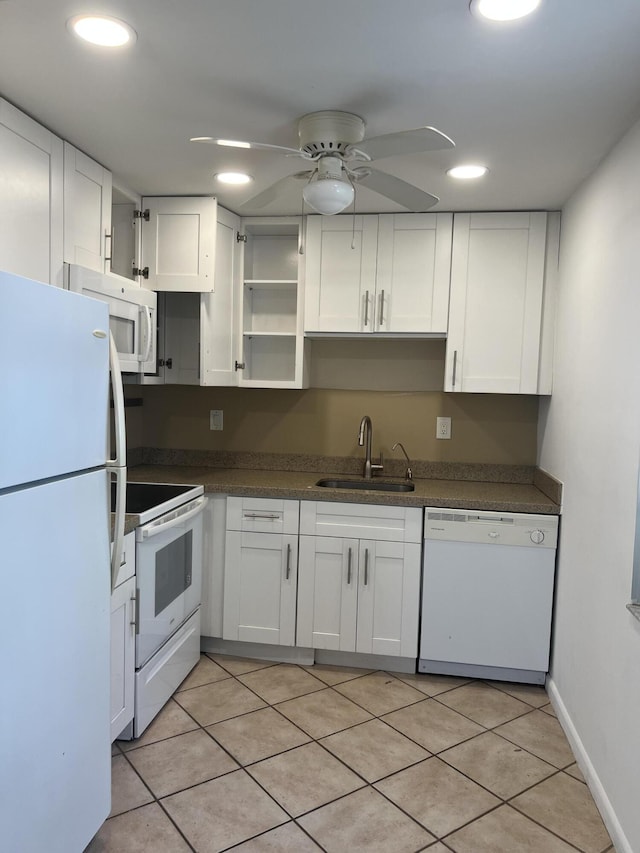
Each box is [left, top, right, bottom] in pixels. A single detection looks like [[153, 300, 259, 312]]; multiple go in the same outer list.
[[191, 110, 454, 215]]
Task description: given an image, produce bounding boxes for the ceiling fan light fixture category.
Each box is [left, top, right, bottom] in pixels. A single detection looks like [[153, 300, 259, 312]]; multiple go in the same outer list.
[[302, 156, 354, 215], [447, 164, 488, 179], [469, 0, 541, 21], [68, 15, 136, 46], [214, 172, 253, 185], [303, 177, 354, 215]]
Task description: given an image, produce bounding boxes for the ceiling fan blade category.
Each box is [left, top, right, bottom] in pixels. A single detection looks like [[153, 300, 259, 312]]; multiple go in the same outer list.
[[190, 136, 304, 157], [356, 169, 439, 211], [355, 127, 454, 161], [239, 172, 312, 209]]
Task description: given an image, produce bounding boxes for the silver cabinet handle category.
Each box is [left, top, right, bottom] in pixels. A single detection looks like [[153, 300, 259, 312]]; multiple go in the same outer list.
[[364, 548, 369, 586], [378, 289, 385, 327], [347, 547, 352, 585], [129, 592, 136, 628], [452, 349, 458, 389], [364, 290, 370, 326], [243, 513, 280, 520], [285, 543, 292, 580]]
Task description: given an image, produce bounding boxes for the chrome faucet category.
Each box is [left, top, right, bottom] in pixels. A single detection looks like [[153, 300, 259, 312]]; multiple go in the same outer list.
[[358, 415, 384, 479], [392, 442, 413, 481]]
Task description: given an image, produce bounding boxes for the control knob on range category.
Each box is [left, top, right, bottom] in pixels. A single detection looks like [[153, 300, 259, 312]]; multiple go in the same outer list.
[[530, 529, 545, 544]]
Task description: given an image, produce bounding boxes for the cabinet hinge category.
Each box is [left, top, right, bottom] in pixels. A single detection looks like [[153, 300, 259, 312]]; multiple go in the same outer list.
[[236, 232, 247, 243], [234, 360, 245, 371], [132, 266, 150, 280], [158, 358, 173, 369], [133, 209, 150, 221]]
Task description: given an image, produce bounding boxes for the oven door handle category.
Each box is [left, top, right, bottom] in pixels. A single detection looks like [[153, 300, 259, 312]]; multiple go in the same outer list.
[[139, 496, 208, 540]]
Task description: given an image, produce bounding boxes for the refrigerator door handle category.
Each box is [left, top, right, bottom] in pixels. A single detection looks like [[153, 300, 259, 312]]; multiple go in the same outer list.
[[109, 466, 126, 591], [107, 332, 127, 468]]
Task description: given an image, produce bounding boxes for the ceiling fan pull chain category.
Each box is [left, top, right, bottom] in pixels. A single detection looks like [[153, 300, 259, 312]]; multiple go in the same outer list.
[[349, 174, 357, 249], [299, 191, 305, 254]]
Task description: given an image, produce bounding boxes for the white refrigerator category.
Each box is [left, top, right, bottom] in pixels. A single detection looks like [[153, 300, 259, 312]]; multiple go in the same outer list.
[[0, 270, 126, 851]]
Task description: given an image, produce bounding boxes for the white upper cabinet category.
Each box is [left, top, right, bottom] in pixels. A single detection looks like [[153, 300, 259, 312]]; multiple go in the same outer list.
[[376, 214, 452, 333], [304, 213, 452, 334], [445, 212, 559, 395], [235, 217, 309, 389], [200, 206, 241, 386], [0, 99, 63, 286], [63, 143, 112, 273], [140, 196, 216, 292], [304, 215, 378, 332]]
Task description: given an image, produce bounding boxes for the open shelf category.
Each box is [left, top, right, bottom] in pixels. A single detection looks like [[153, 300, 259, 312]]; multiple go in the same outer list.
[[237, 218, 308, 388]]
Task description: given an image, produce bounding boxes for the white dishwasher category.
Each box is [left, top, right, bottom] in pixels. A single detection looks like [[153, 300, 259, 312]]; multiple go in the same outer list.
[[419, 508, 558, 685]]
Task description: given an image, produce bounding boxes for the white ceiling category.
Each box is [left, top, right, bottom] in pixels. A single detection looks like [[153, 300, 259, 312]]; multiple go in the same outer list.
[[1, 0, 640, 216]]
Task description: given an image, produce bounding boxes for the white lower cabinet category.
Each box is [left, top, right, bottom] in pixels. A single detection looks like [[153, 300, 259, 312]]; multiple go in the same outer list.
[[297, 502, 422, 658], [110, 531, 135, 742], [222, 497, 299, 646], [220, 497, 422, 660]]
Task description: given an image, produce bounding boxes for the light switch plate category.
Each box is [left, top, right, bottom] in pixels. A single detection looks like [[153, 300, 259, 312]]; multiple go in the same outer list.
[[210, 410, 223, 431]]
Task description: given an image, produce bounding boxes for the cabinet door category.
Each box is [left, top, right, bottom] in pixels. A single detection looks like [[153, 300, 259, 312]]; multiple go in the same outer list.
[[297, 535, 358, 651], [201, 206, 241, 385], [356, 540, 421, 658], [376, 214, 452, 333], [304, 215, 378, 332], [446, 212, 548, 394], [63, 142, 112, 273], [0, 99, 63, 286], [141, 196, 216, 292], [110, 576, 136, 741], [223, 530, 298, 646]]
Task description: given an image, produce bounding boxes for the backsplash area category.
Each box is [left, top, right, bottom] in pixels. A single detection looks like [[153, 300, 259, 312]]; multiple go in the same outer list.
[[130, 385, 539, 466]]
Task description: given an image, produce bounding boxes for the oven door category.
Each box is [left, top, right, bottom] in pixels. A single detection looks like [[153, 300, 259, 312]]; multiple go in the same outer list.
[[135, 496, 206, 668]]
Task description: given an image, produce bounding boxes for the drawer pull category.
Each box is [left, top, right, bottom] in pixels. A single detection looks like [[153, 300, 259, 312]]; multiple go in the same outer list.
[[347, 547, 352, 585], [243, 513, 281, 520], [363, 548, 369, 586], [285, 543, 292, 580]]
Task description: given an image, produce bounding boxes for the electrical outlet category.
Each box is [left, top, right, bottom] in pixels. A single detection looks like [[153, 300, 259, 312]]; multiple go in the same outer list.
[[436, 416, 451, 439], [209, 410, 223, 431]]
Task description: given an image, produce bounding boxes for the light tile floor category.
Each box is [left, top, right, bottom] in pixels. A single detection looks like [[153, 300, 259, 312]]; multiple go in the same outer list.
[[86, 655, 614, 853]]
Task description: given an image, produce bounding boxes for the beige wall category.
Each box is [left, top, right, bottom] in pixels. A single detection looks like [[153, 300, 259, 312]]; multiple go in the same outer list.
[[137, 384, 538, 465]]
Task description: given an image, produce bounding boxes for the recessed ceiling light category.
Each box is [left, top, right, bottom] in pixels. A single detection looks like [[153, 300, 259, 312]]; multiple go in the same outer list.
[[447, 164, 489, 180], [470, 0, 541, 21], [214, 172, 253, 185], [68, 15, 136, 47]]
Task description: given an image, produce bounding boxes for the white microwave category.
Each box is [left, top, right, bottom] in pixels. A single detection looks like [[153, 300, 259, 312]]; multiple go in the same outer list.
[[67, 265, 157, 374]]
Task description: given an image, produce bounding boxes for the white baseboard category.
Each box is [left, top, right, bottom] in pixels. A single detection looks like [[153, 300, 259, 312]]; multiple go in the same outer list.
[[546, 677, 629, 853]]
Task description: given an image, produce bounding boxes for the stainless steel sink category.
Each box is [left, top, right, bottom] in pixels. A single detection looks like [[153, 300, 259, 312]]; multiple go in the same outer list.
[[315, 478, 415, 493]]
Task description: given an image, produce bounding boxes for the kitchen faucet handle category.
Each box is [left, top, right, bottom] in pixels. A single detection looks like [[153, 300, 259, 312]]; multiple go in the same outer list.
[[371, 450, 384, 475]]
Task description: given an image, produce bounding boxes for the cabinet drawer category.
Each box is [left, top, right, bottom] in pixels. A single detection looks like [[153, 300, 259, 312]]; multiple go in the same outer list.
[[300, 501, 422, 543], [112, 530, 135, 589], [226, 496, 299, 534]]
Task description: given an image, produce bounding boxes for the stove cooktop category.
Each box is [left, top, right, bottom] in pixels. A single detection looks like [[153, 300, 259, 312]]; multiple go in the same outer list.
[[110, 481, 202, 517]]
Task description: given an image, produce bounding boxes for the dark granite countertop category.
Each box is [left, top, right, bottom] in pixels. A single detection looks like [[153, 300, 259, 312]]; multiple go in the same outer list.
[[126, 464, 560, 515]]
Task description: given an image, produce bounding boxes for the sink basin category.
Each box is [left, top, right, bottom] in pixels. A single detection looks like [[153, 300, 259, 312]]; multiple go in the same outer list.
[[316, 478, 415, 493]]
